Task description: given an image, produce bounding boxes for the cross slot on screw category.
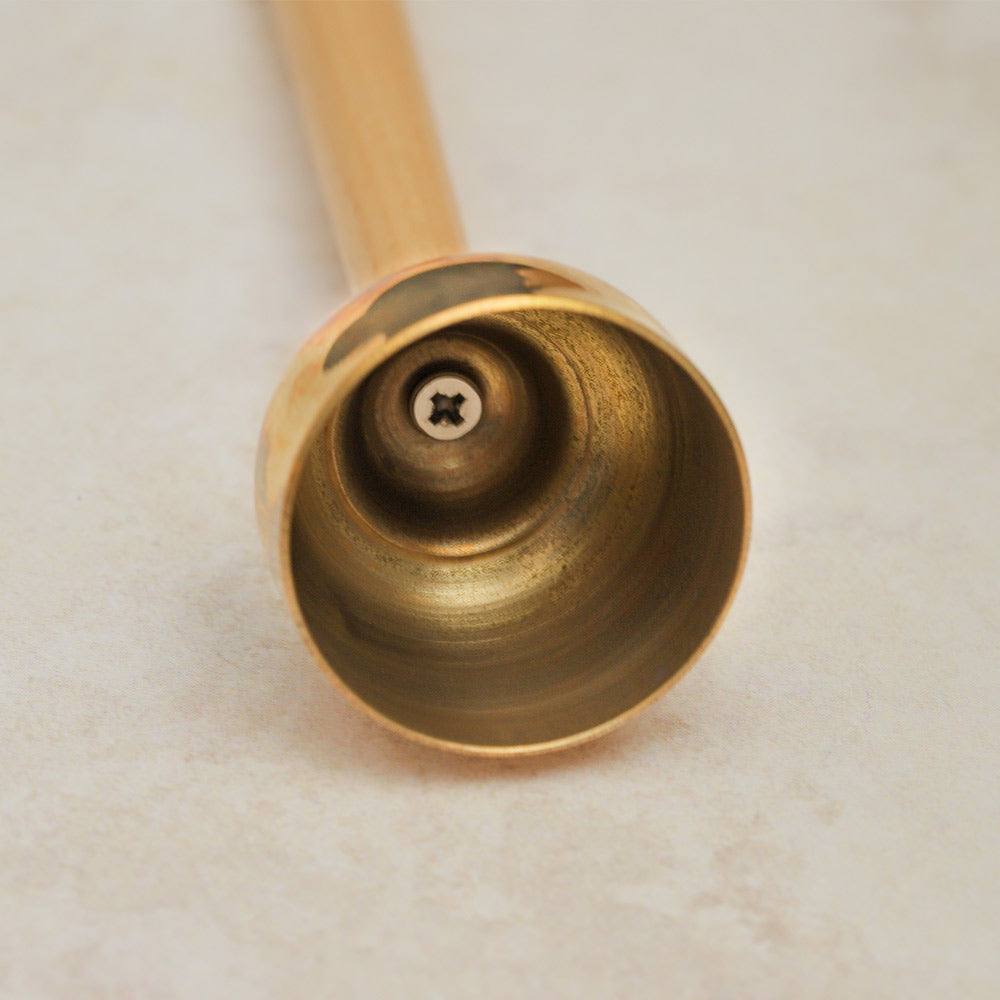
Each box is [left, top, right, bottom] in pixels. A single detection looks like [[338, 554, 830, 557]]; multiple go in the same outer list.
[[411, 373, 482, 440]]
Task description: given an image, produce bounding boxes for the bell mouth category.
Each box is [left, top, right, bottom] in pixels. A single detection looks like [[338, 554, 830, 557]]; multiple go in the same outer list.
[[287, 300, 748, 752]]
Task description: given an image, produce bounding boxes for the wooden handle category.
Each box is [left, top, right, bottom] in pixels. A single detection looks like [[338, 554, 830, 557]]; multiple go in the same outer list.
[[272, 1, 465, 290]]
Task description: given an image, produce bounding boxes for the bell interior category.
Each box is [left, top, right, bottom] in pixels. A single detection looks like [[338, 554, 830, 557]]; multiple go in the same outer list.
[[290, 308, 746, 749]]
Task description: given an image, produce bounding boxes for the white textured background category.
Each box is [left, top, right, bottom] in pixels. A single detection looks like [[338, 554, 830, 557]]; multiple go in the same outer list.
[[2, 2, 999, 997]]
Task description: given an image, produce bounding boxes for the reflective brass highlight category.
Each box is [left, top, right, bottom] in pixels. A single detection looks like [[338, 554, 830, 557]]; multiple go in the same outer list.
[[257, 257, 750, 754]]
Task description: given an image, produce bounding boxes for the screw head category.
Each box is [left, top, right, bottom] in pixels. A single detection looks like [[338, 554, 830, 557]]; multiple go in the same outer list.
[[410, 373, 483, 440]]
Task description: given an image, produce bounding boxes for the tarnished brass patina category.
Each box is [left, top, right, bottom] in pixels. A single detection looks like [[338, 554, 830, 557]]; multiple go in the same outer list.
[[257, 255, 750, 754]]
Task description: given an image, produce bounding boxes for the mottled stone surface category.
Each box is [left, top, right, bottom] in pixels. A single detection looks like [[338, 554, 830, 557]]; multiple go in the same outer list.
[[1, 2, 998, 997]]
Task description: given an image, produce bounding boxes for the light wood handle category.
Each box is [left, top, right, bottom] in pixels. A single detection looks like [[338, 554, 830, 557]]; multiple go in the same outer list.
[[272, 0, 465, 290]]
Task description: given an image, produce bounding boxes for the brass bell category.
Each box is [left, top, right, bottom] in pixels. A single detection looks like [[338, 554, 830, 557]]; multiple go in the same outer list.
[[257, 2, 750, 755]]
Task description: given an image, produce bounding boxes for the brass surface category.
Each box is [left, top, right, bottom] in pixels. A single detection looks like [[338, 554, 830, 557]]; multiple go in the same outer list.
[[263, 2, 750, 754], [272, 1, 464, 287], [257, 256, 750, 754]]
